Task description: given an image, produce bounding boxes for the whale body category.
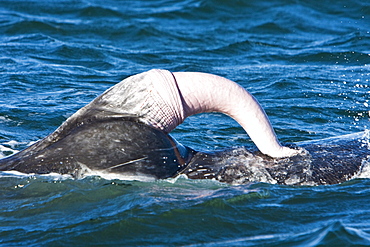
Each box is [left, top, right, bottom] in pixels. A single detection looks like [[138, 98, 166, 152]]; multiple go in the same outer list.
[[0, 116, 369, 185], [0, 115, 194, 179], [182, 132, 370, 185]]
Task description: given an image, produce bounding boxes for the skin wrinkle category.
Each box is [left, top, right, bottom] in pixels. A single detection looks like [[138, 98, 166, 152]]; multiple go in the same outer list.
[[170, 72, 190, 120], [147, 69, 185, 132]]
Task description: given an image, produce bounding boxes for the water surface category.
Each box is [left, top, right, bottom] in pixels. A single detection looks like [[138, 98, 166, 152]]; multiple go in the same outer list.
[[0, 0, 370, 246]]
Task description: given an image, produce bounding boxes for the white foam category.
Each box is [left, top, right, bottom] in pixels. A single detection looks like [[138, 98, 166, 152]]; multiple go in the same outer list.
[[0, 139, 35, 158], [0, 145, 19, 158], [0, 139, 40, 158], [74, 162, 157, 182], [0, 170, 33, 177], [2, 140, 21, 149], [0, 161, 161, 182], [356, 159, 370, 179], [84, 171, 157, 182], [0, 170, 72, 180], [360, 129, 370, 149], [165, 174, 189, 184]]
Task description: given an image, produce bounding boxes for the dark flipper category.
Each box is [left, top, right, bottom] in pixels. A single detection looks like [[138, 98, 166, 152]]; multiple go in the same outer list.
[[0, 117, 193, 179]]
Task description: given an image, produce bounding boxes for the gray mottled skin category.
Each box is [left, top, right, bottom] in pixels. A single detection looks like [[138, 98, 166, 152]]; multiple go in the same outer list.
[[181, 132, 370, 185], [0, 113, 369, 185], [0, 69, 369, 184], [0, 115, 194, 179]]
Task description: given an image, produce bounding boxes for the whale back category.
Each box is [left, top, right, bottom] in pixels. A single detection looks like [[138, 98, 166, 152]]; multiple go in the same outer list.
[[181, 132, 370, 185], [0, 117, 193, 179]]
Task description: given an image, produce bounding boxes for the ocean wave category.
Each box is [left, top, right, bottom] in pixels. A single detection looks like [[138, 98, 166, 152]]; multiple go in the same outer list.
[[198, 221, 370, 246], [78, 5, 123, 18], [0, 0, 369, 245], [288, 51, 370, 65], [0, 140, 32, 158], [288, 221, 370, 246]]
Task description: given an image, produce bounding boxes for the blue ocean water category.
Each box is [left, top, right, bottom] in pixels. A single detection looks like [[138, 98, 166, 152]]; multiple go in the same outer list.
[[0, 0, 369, 246]]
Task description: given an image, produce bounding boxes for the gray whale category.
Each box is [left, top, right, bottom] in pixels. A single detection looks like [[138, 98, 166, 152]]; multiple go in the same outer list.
[[183, 132, 370, 185], [0, 116, 369, 185], [0, 115, 194, 179]]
